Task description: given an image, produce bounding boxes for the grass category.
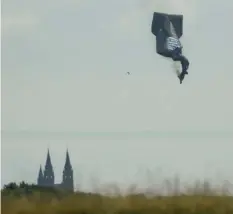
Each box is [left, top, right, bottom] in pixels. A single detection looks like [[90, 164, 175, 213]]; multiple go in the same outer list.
[[2, 181, 233, 214], [2, 194, 233, 214]]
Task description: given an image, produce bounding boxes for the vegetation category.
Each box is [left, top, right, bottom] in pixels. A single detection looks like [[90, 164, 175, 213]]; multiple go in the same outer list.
[[2, 181, 233, 214]]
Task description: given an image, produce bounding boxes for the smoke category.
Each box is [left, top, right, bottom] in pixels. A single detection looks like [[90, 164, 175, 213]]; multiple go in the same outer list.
[[172, 62, 181, 76]]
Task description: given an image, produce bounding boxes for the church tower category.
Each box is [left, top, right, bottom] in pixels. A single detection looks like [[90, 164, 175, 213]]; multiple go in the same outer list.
[[62, 149, 74, 191], [37, 165, 44, 186], [43, 149, 55, 187]]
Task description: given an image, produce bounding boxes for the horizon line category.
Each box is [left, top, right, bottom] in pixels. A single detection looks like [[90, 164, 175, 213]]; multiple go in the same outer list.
[[2, 130, 233, 139]]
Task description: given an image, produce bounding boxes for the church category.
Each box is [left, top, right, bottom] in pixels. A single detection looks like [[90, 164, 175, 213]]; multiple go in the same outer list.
[[37, 149, 74, 192]]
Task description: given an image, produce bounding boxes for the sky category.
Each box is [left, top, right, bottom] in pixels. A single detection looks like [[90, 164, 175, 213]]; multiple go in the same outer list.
[[1, 0, 233, 192]]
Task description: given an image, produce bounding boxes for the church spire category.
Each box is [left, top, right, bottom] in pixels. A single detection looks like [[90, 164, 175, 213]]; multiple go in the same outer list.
[[45, 149, 52, 170], [37, 165, 44, 186], [38, 165, 43, 177], [64, 149, 72, 171], [62, 149, 74, 191], [43, 149, 55, 186]]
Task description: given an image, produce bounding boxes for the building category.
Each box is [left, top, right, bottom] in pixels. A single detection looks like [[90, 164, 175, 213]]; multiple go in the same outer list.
[[37, 149, 74, 192]]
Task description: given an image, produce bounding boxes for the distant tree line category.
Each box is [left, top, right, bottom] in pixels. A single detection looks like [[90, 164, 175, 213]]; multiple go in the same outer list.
[[1, 181, 102, 201], [1, 181, 68, 199]]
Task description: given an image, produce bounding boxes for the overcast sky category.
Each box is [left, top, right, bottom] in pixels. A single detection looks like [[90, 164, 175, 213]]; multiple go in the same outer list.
[[2, 0, 233, 191]]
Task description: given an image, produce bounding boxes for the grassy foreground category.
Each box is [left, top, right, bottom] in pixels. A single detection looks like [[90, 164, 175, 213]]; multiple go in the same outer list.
[[2, 182, 233, 214]]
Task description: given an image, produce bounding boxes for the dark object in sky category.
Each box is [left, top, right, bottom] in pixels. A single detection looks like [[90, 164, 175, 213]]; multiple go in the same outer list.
[[178, 70, 188, 84], [151, 12, 183, 57], [151, 12, 190, 84]]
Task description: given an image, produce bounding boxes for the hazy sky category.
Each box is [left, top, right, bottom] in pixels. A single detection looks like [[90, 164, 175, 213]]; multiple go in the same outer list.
[[2, 0, 233, 132], [2, 0, 233, 191]]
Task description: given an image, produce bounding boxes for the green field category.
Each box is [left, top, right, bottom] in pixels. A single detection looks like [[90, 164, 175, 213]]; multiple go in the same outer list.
[[2, 182, 233, 214]]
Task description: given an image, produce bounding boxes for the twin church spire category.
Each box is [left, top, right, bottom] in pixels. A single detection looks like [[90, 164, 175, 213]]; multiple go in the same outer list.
[[37, 149, 74, 191]]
